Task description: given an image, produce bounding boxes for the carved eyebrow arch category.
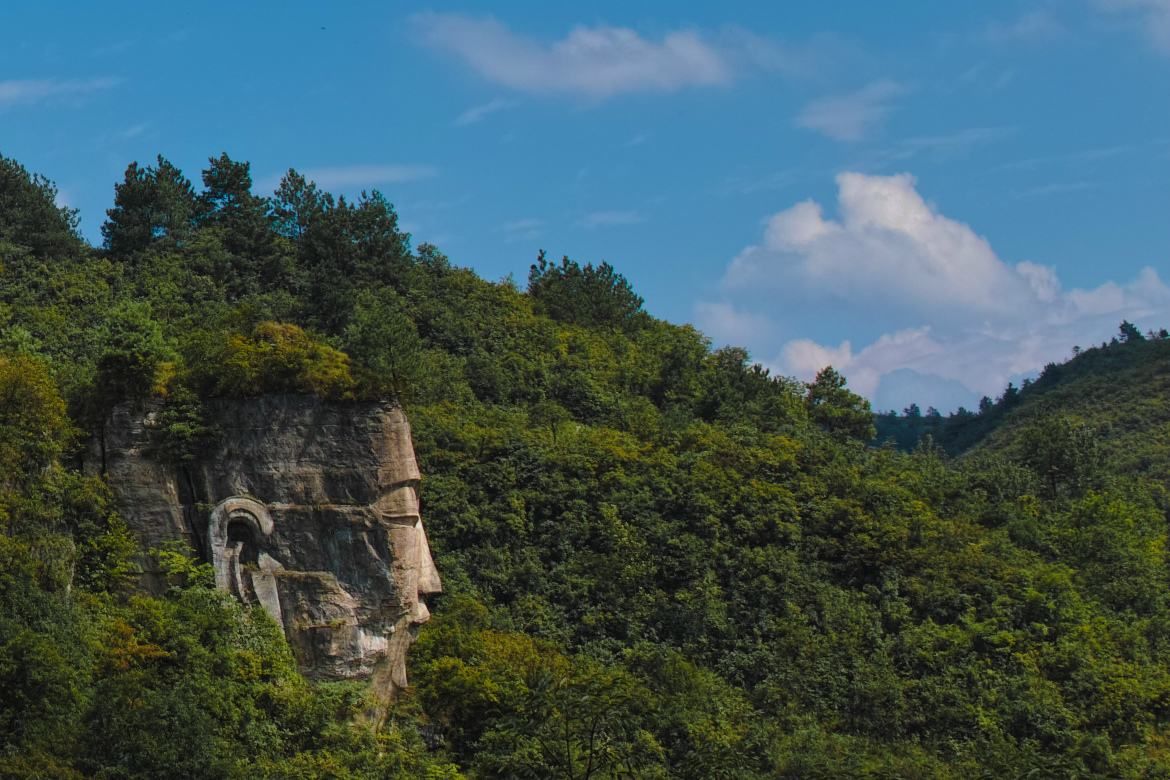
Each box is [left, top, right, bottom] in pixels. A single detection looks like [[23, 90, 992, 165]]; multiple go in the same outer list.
[[380, 513, 422, 526]]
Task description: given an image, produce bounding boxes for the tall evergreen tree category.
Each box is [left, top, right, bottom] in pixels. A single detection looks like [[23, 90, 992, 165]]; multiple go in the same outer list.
[[0, 155, 82, 259], [197, 153, 281, 298], [806, 366, 876, 441], [271, 169, 329, 241], [102, 156, 198, 257], [299, 190, 412, 333], [527, 250, 645, 330]]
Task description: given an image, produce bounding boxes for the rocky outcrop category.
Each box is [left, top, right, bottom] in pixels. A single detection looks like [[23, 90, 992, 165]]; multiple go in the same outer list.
[[91, 396, 440, 710]]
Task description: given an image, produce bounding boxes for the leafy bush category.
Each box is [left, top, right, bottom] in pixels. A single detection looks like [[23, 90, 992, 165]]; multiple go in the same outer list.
[[188, 321, 356, 399]]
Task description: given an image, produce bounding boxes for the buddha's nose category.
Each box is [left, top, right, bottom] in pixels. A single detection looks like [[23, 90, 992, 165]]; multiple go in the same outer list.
[[410, 597, 431, 625]]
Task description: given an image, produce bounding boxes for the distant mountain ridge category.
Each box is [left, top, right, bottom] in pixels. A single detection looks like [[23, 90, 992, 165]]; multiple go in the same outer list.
[[876, 326, 1170, 479]]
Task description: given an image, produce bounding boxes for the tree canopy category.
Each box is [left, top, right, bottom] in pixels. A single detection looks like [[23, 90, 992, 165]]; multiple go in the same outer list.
[[528, 250, 646, 330], [3, 154, 1170, 777], [0, 154, 82, 259]]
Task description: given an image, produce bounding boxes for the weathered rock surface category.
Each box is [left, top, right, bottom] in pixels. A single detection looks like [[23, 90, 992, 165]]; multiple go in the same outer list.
[[90, 396, 440, 708]]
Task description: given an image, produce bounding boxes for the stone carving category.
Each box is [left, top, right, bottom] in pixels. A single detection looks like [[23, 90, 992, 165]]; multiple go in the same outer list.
[[208, 496, 286, 637], [92, 397, 441, 712]]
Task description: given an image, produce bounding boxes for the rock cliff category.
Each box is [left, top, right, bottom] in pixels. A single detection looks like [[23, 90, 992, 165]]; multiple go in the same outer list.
[[90, 395, 440, 711]]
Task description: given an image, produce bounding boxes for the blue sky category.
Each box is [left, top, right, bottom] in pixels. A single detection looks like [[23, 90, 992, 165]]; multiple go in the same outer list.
[[3, 1, 1168, 411]]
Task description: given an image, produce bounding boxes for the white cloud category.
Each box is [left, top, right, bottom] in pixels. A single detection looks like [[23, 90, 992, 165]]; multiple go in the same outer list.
[[781, 328, 942, 399], [1095, 0, 1170, 53], [782, 337, 857, 381], [714, 171, 1170, 410], [983, 11, 1067, 43], [285, 164, 436, 191], [579, 210, 645, 228], [413, 13, 732, 99], [717, 28, 859, 83], [795, 80, 907, 142], [1016, 261, 1061, 302], [0, 77, 119, 108], [694, 301, 773, 347], [822, 295, 1159, 403], [725, 172, 1031, 315], [773, 279, 1170, 407], [454, 97, 517, 126]]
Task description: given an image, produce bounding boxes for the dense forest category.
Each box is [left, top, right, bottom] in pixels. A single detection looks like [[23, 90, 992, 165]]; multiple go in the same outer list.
[[3, 151, 1170, 778], [877, 329, 1170, 476]]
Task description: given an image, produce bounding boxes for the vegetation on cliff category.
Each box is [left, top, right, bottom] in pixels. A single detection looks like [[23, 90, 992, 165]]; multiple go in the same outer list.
[[3, 151, 1170, 777]]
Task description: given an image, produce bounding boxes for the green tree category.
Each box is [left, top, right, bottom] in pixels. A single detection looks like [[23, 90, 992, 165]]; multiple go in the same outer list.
[[1118, 319, 1144, 343], [484, 660, 665, 779], [147, 385, 217, 464], [102, 156, 198, 257], [530, 399, 573, 443], [1020, 416, 1103, 499], [271, 168, 329, 244], [92, 301, 173, 407], [197, 153, 281, 298], [0, 353, 71, 485], [299, 190, 412, 333], [414, 599, 665, 778], [343, 288, 423, 398], [0, 155, 82, 259], [806, 366, 876, 441], [528, 251, 645, 331], [194, 321, 355, 399]]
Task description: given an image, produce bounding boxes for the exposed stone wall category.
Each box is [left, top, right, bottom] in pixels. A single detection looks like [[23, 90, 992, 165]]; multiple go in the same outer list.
[[90, 395, 440, 711]]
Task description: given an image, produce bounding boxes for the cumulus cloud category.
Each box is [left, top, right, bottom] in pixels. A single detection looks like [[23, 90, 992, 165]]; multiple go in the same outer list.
[[795, 80, 907, 142], [713, 172, 1170, 410], [781, 328, 942, 399], [695, 301, 774, 347], [0, 77, 119, 108], [775, 284, 1169, 409], [782, 337, 858, 380], [413, 13, 732, 99], [725, 172, 1034, 315]]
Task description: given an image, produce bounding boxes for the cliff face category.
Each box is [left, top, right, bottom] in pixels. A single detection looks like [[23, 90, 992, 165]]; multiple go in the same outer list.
[[92, 396, 440, 705]]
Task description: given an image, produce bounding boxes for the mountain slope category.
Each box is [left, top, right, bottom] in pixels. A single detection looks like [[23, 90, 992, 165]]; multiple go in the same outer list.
[[5, 152, 1170, 777], [972, 336, 1170, 480], [877, 332, 1170, 481]]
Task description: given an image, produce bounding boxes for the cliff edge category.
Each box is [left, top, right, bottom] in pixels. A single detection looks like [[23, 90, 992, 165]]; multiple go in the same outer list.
[[90, 395, 441, 710]]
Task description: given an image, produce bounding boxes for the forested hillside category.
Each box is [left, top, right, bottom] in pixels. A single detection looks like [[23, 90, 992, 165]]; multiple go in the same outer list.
[[3, 152, 1170, 777], [876, 329, 1170, 481]]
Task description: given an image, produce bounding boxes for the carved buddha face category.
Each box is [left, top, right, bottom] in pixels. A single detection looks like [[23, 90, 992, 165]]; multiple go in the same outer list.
[[377, 480, 442, 626], [202, 404, 441, 695]]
